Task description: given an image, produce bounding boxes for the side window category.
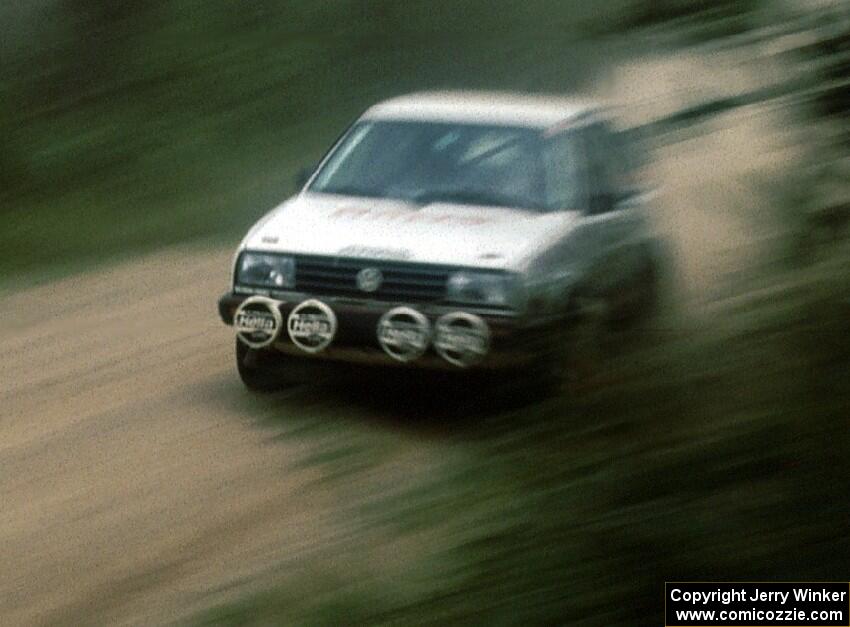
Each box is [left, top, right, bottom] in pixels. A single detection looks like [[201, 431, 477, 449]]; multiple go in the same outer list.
[[584, 120, 627, 214], [543, 130, 585, 211]]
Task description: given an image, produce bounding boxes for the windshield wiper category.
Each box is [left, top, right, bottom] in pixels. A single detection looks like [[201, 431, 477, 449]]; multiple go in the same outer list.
[[313, 184, 386, 199]]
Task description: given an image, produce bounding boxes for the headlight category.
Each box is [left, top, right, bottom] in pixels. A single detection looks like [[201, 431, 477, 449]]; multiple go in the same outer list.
[[236, 252, 295, 289], [446, 271, 525, 310]]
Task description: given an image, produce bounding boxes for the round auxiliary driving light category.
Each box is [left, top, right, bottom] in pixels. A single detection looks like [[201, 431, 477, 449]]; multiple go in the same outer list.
[[234, 296, 284, 349], [433, 312, 490, 368], [287, 299, 338, 354], [377, 307, 432, 362]]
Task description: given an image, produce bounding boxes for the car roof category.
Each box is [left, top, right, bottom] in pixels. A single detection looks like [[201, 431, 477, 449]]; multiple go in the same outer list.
[[362, 91, 601, 129]]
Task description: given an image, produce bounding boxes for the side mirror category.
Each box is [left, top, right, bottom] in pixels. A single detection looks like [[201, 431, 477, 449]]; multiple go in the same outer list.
[[617, 187, 644, 206], [295, 166, 314, 190], [589, 191, 616, 215]]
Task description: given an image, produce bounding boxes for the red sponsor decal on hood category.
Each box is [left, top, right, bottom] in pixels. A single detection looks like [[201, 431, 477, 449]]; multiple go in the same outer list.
[[330, 206, 491, 226]]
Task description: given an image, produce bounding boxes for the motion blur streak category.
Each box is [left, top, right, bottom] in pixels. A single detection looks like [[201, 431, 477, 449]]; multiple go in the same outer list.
[[1, 1, 848, 625]]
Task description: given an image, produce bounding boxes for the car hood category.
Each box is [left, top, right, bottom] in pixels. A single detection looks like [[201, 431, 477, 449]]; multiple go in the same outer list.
[[241, 192, 580, 270]]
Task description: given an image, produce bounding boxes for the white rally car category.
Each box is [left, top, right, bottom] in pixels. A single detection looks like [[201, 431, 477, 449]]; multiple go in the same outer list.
[[218, 92, 662, 391]]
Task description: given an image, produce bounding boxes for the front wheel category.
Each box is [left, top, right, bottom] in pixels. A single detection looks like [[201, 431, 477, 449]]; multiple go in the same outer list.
[[235, 339, 290, 392], [531, 295, 611, 399]]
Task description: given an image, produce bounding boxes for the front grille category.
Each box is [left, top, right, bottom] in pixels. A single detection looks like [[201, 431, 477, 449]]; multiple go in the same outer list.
[[294, 254, 452, 303]]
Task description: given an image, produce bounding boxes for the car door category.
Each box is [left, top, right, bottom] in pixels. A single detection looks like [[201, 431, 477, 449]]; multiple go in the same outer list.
[[578, 119, 647, 304], [532, 119, 646, 314], [530, 125, 596, 312]]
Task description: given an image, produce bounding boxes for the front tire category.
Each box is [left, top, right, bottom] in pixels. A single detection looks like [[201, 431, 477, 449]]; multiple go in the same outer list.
[[529, 295, 611, 399], [235, 339, 289, 392]]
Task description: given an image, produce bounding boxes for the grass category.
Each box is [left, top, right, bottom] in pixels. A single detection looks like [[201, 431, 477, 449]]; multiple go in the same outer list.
[[190, 272, 850, 625]]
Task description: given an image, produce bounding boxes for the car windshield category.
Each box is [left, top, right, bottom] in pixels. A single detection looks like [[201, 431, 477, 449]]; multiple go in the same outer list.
[[308, 120, 547, 210]]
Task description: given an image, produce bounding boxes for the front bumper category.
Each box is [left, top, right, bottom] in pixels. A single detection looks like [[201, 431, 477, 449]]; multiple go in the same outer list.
[[219, 291, 554, 370]]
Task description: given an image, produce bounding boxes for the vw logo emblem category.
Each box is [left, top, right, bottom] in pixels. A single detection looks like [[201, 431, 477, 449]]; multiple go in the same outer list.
[[356, 267, 383, 293]]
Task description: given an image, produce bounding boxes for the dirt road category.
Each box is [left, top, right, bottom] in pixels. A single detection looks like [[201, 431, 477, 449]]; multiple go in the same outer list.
[[0, 246, 472, 625], [0, 97, 797, 625]]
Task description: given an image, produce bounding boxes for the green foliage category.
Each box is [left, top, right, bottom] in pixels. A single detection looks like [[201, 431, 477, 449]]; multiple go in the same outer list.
[[1, 0, 615, 286]]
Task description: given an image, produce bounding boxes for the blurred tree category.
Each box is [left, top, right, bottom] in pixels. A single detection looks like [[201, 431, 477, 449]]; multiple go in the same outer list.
[[52, 0, 142, 96], [0, 99, 25, 196], [622, 0, 764, 36]]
